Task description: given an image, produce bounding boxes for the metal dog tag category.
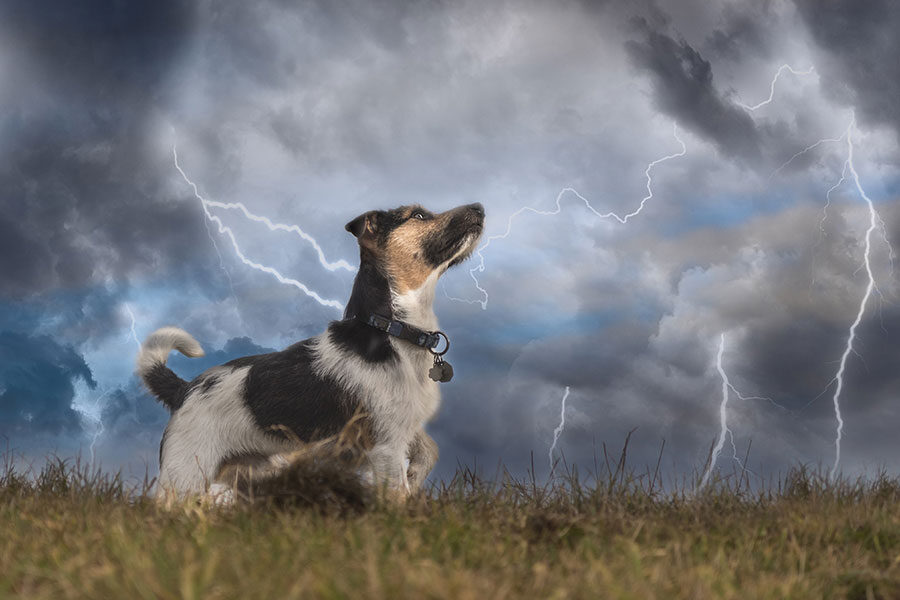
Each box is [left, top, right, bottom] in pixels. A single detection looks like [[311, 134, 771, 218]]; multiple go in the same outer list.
[[439, 360, 453, 382], [428, 361, 444, 382], [429, 357, 454, 383]]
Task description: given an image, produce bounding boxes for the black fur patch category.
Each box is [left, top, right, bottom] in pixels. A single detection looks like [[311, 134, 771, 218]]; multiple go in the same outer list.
[[222, 342, 362, 443], [423, 203, 484, 267], [199, 373, 221, 393], [329, 320, 396, 363], [343, 262, 392, 320], [370, 207, 410, 246], [179, 371, 224, 406], [337, 261, 398, 363], [144, 363, 188, 412]]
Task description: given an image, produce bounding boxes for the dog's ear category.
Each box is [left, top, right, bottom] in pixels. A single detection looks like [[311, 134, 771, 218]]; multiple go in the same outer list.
[[345, 211, 378, 247], [344, 213, 368, 237]]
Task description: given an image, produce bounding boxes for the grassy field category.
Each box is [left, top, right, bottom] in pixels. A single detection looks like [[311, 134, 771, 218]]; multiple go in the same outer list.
[[3, 450, 900, 600]]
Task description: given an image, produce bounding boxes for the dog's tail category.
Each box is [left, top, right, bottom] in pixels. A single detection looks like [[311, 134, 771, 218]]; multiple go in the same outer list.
[[137, 327, 204, 412]]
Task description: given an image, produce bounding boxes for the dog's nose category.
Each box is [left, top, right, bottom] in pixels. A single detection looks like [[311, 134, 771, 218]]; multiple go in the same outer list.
[[467, 203, 484, 217]]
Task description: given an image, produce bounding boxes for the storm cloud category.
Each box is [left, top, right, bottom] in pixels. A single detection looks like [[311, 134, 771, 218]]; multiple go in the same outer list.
[[793, 0, 900, 143], [0, 331, 94, 436], [625, 20, 763, 164], [1, 0, 899, 485]]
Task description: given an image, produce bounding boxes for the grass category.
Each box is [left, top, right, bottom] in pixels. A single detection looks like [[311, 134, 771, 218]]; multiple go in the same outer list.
[[3, 446, 900, 600]]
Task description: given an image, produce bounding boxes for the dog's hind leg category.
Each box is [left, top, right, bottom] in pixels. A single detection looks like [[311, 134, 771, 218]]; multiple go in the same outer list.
[[406, 430, 438, 492], [157, 423, 228, 497], [156, 366, 284, 499]]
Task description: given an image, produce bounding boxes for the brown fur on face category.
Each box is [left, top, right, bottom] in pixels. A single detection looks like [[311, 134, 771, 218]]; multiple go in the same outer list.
[[346, 203, 484, 294], [383, 206, 452, 293]]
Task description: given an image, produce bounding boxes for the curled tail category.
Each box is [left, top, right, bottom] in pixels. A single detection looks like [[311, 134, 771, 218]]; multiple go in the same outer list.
[[137, 327, 204, 412]]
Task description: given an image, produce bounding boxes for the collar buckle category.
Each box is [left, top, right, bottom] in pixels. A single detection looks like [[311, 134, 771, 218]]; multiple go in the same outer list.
[[360, 313, 448, 353]]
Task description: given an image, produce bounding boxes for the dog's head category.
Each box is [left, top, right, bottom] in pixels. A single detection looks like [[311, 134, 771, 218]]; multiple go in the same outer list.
[[345, 203, 484, 293]]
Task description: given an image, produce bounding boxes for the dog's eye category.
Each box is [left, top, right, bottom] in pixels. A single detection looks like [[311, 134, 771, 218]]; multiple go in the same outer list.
[[410, 210, 428, 221]]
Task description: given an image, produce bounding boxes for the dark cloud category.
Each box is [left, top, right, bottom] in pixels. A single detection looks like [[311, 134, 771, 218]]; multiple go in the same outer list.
[[703, 3, 775, 63], [428, 196, 900, 479], [625, 20, 763, 164], [0, 215, 56, 297], [0, 331, 95, 436], [0, 0, 195, 102], [0, 0, 227, 353], [0, 104, 222, 300], [793, 0, 900, 140], [101, 389, 141, 429], [1, 0, 898, 484]]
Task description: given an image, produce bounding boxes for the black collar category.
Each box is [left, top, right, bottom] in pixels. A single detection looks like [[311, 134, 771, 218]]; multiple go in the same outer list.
[[356, 313, 449, 355]]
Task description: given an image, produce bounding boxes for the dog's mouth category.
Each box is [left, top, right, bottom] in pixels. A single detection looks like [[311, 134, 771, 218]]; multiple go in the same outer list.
[[445, 228, 482, 269], [421, 203, 485, 270]]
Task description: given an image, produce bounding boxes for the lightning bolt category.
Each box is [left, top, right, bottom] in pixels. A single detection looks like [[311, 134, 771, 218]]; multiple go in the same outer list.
[[124, 303, 141, 353], [203, 210, 245, 323], [547, 385, 571, 476], [819, 159, 849, 242], [173, 144, 347, 311], [86, 389, 111, 467], [768, 125, 850, 294], [198, 198, 356, 273], [699, 333, 782, 488], [804, 141, 849, 292], [771, 133, 846, 179], [776, 114, 891, 481], [700, 333, 736, 488], [825, 114, 885, 482], [448, 121, 686, 309], [737, 58, 895, 481], [737, 64, 815, 112]]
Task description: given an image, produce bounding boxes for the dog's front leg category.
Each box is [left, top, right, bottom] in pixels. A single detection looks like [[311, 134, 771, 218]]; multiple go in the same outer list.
[[367, 444, 409, 499], [406, 430, 438, 492]]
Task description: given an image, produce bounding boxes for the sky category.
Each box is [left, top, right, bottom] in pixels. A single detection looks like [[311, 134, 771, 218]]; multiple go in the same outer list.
[[1, 0, 899, 487]]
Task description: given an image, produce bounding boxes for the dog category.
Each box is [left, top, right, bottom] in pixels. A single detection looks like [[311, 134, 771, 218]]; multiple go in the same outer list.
[[137, 202, 484, 499]]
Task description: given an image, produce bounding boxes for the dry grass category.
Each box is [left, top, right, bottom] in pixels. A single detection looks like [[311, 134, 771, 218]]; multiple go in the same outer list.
[[3, 446, 900, 599]]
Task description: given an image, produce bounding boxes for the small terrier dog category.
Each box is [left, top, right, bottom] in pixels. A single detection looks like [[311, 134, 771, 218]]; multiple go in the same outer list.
[[137, 203, 484, 499]]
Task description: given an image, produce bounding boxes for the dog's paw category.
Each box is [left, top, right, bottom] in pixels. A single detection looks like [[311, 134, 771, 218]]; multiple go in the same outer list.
[[207, 483, 235, 507]]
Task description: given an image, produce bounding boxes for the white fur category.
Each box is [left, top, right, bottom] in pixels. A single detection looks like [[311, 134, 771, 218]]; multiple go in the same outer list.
[[390, 232, 476, 331], [310, 331, 440, 490], [157, 366, 288, 495], [136, 326, 204, 378], [308, 235, 478, 490], [392, 270, 441, 331], [207, 483, 235, 506]]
